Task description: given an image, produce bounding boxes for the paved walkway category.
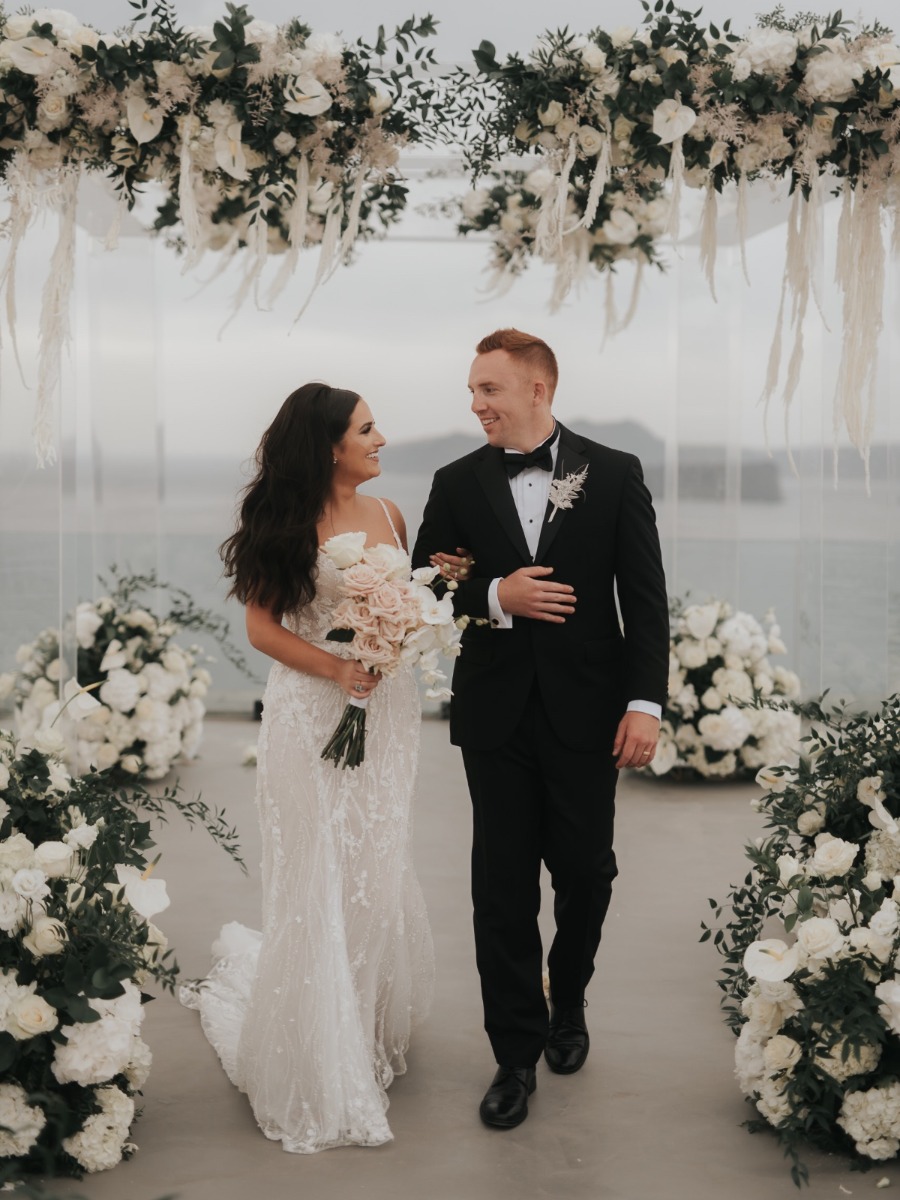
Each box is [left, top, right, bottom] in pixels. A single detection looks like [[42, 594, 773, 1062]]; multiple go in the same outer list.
[[62, 716, 865, 1200]]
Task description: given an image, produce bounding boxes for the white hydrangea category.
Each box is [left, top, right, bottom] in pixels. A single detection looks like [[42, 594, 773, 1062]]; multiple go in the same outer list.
[[99, 669, 143, 715], [0, 1082, 46, 1156], [838, 1082, 900, 1159], [52, 982, 144, 1086], [698, 706, 753, 752], [804, 45, 864, 102], [62, 1085, 135, 1172]]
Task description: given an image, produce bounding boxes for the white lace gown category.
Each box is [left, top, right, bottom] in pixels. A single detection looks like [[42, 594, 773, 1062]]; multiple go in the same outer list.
[[181, 532, 434, 1154]]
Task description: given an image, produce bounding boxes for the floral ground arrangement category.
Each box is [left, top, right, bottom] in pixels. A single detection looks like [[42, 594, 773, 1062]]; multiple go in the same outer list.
[[0, 722, 242, 1183], [3, 569, 254, 783], [702, 693, 900, 1184], [651, 597, 801, 780]]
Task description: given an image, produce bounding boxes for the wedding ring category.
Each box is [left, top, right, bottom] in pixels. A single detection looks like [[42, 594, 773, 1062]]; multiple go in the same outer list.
[[641, 751, 650, 757], [354, 684, 365, 693]]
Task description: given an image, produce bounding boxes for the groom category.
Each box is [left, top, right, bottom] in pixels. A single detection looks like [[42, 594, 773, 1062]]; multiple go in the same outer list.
[[412, 329, 669, 1129]]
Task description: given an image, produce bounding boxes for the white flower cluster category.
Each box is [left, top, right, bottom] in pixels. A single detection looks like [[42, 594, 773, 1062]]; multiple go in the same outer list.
[[652, 599, 800, 780], [12, 597, 209, 779], [0, 727, 171, 1177], [0, 7, 427, 263]]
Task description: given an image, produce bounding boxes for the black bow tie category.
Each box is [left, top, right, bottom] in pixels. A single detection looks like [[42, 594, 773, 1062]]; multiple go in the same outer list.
[[503, 431, 558, 478]]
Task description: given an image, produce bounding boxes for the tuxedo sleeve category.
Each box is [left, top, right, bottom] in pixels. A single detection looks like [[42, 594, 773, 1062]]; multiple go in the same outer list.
[[411, 470, 491, 619], [614, 457, 670, 708]]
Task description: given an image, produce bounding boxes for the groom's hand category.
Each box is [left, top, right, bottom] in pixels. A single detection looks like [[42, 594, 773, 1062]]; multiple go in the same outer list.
[[497, 567, 576, 623], [613, 711, 659, 769]]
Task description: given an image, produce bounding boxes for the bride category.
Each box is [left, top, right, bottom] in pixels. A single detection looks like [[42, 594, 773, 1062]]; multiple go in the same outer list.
[[181, 382, 434, 1153]]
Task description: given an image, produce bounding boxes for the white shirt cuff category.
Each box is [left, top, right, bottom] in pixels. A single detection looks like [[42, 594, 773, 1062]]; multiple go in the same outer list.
[[627, 700, 662, 721], [487, 578, 513, 629]]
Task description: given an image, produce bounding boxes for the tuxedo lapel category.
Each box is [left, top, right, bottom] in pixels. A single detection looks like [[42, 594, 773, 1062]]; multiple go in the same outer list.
[[472, 447, 532, 565], [534, 425, 589, 564]]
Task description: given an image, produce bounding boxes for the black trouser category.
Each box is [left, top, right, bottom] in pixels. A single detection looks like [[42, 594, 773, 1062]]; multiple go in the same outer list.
[[461, 682, 619, 1068]]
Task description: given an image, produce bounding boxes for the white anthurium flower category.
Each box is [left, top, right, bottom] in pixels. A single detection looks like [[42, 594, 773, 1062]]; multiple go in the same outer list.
[[214, 122, 248, 180], [41, 679, 103, 729], [99, 639, 127, 673], [743, 938, 799, 982], [652, 98, 697, 144], [1, 36, 57, 74], [126, 95, 165, 145], [283, 75, 332, 116], [111, 864, 170, 920]]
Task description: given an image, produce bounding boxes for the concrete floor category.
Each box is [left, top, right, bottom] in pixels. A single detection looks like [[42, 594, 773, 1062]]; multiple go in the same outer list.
[[60, 716, 872, 1200]]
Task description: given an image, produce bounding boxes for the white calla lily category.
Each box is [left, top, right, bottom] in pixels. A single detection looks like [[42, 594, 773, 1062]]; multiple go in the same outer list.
[[214, 122, 248, 180]]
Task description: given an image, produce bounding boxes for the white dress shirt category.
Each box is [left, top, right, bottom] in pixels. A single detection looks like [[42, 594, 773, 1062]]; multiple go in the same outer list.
[[486, 428, 661, 722]]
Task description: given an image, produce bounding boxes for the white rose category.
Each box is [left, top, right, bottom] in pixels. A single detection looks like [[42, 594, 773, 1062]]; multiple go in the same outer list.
[[602, 208, 640, 245], [35, 91, 69, 132], [538, 100, 565, 127], [776, 854, 804, 886], [576, 125, 605, 157], [863, 869, 884, 891], [272, 131, 296, 155], [64, 823, 99, 850], [580, 43, 607, 72], [811, 834, 858, 879], [796, 808, 825, 836], [871, 898, 900, 940], [0, 834, 35, 872], [876, 979, 900, 1034], [859, 775, 886, 805], [700, 687, 723, 711], [22, 914, 67, 958], [34, 840, 73, 878], [120, 754, 142, 775], [0, 763, 9, 790], [797, 916, 846, 963], [763, 1034, 802, 1074], [321, 531, 366, 569], [0, 891, 26, 933], [610, 26, 634, 49], [11, 868, 50, 903], [3, 14, 36, 38], [9, 992, 58, 1039]]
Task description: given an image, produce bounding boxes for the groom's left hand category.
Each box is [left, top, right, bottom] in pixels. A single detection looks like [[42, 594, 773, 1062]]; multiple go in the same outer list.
[[613, 712, 659, 769]]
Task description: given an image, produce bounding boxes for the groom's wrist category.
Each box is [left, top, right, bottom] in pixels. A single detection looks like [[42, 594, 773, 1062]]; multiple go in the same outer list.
[[487, 579, 513, 629]]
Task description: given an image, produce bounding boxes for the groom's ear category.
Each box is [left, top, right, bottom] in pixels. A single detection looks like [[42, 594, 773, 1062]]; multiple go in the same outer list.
[[532, 380, 546, 404]]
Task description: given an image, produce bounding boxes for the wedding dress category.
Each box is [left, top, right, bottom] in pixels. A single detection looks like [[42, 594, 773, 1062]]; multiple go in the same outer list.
[[181, 505, 434, 1153]]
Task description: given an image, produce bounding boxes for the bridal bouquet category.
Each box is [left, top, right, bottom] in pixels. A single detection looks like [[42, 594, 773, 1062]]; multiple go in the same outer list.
[[702, 693, 900, 1185], [651, 597, 801, 781], [320, 533, 462, 769], [5, 569, 252, 782]]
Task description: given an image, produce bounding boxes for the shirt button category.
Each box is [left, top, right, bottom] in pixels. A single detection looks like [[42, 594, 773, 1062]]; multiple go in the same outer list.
[[529, 519, 533, 523]]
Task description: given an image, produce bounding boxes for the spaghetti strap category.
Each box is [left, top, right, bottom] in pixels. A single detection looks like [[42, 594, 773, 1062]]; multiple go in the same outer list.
[[377, 497, 403, 549]]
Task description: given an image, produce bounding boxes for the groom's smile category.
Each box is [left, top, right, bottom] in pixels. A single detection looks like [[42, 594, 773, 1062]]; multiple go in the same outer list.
[[468, 348, 555, 453]]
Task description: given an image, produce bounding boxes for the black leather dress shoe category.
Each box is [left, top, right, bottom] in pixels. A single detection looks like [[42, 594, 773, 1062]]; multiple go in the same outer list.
[[544, 1003, 590, 1074], [479, 1066, 536, 1129]]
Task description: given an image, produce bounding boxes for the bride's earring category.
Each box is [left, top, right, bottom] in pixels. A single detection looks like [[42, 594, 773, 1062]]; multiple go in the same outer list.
[[332, 457, 337, 465]]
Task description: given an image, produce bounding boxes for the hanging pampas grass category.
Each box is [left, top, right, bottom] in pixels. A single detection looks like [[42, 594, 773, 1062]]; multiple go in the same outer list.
[[832, 183, 885, 487], [665, 136, 686, 242], [534, 135, 578, 258], [266, 154, 310, 306], [34, 169, 79, 467], [699, 182, 719, 302]]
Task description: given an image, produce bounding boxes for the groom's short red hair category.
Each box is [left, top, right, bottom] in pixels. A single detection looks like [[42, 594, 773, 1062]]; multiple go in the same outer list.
[[476, 328, 558, 396]]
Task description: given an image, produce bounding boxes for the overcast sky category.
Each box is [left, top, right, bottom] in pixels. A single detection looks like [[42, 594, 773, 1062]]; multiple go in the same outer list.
[[1, 0, 896, 463]]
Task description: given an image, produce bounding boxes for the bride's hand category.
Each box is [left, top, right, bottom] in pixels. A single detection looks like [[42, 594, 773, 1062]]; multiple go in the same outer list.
[[430, 546, 474, 582], [332, 658, 382, 699]]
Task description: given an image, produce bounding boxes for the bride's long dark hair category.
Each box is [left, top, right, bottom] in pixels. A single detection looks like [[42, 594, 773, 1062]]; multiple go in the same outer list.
[[220, 382, 361, 613]]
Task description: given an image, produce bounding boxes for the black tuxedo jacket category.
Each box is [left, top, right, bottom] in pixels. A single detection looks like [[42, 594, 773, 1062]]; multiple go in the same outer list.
[[411, 423, 669, 752]]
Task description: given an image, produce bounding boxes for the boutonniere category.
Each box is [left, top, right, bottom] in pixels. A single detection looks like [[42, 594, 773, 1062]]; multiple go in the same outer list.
[[548, 463, 589, 522]]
